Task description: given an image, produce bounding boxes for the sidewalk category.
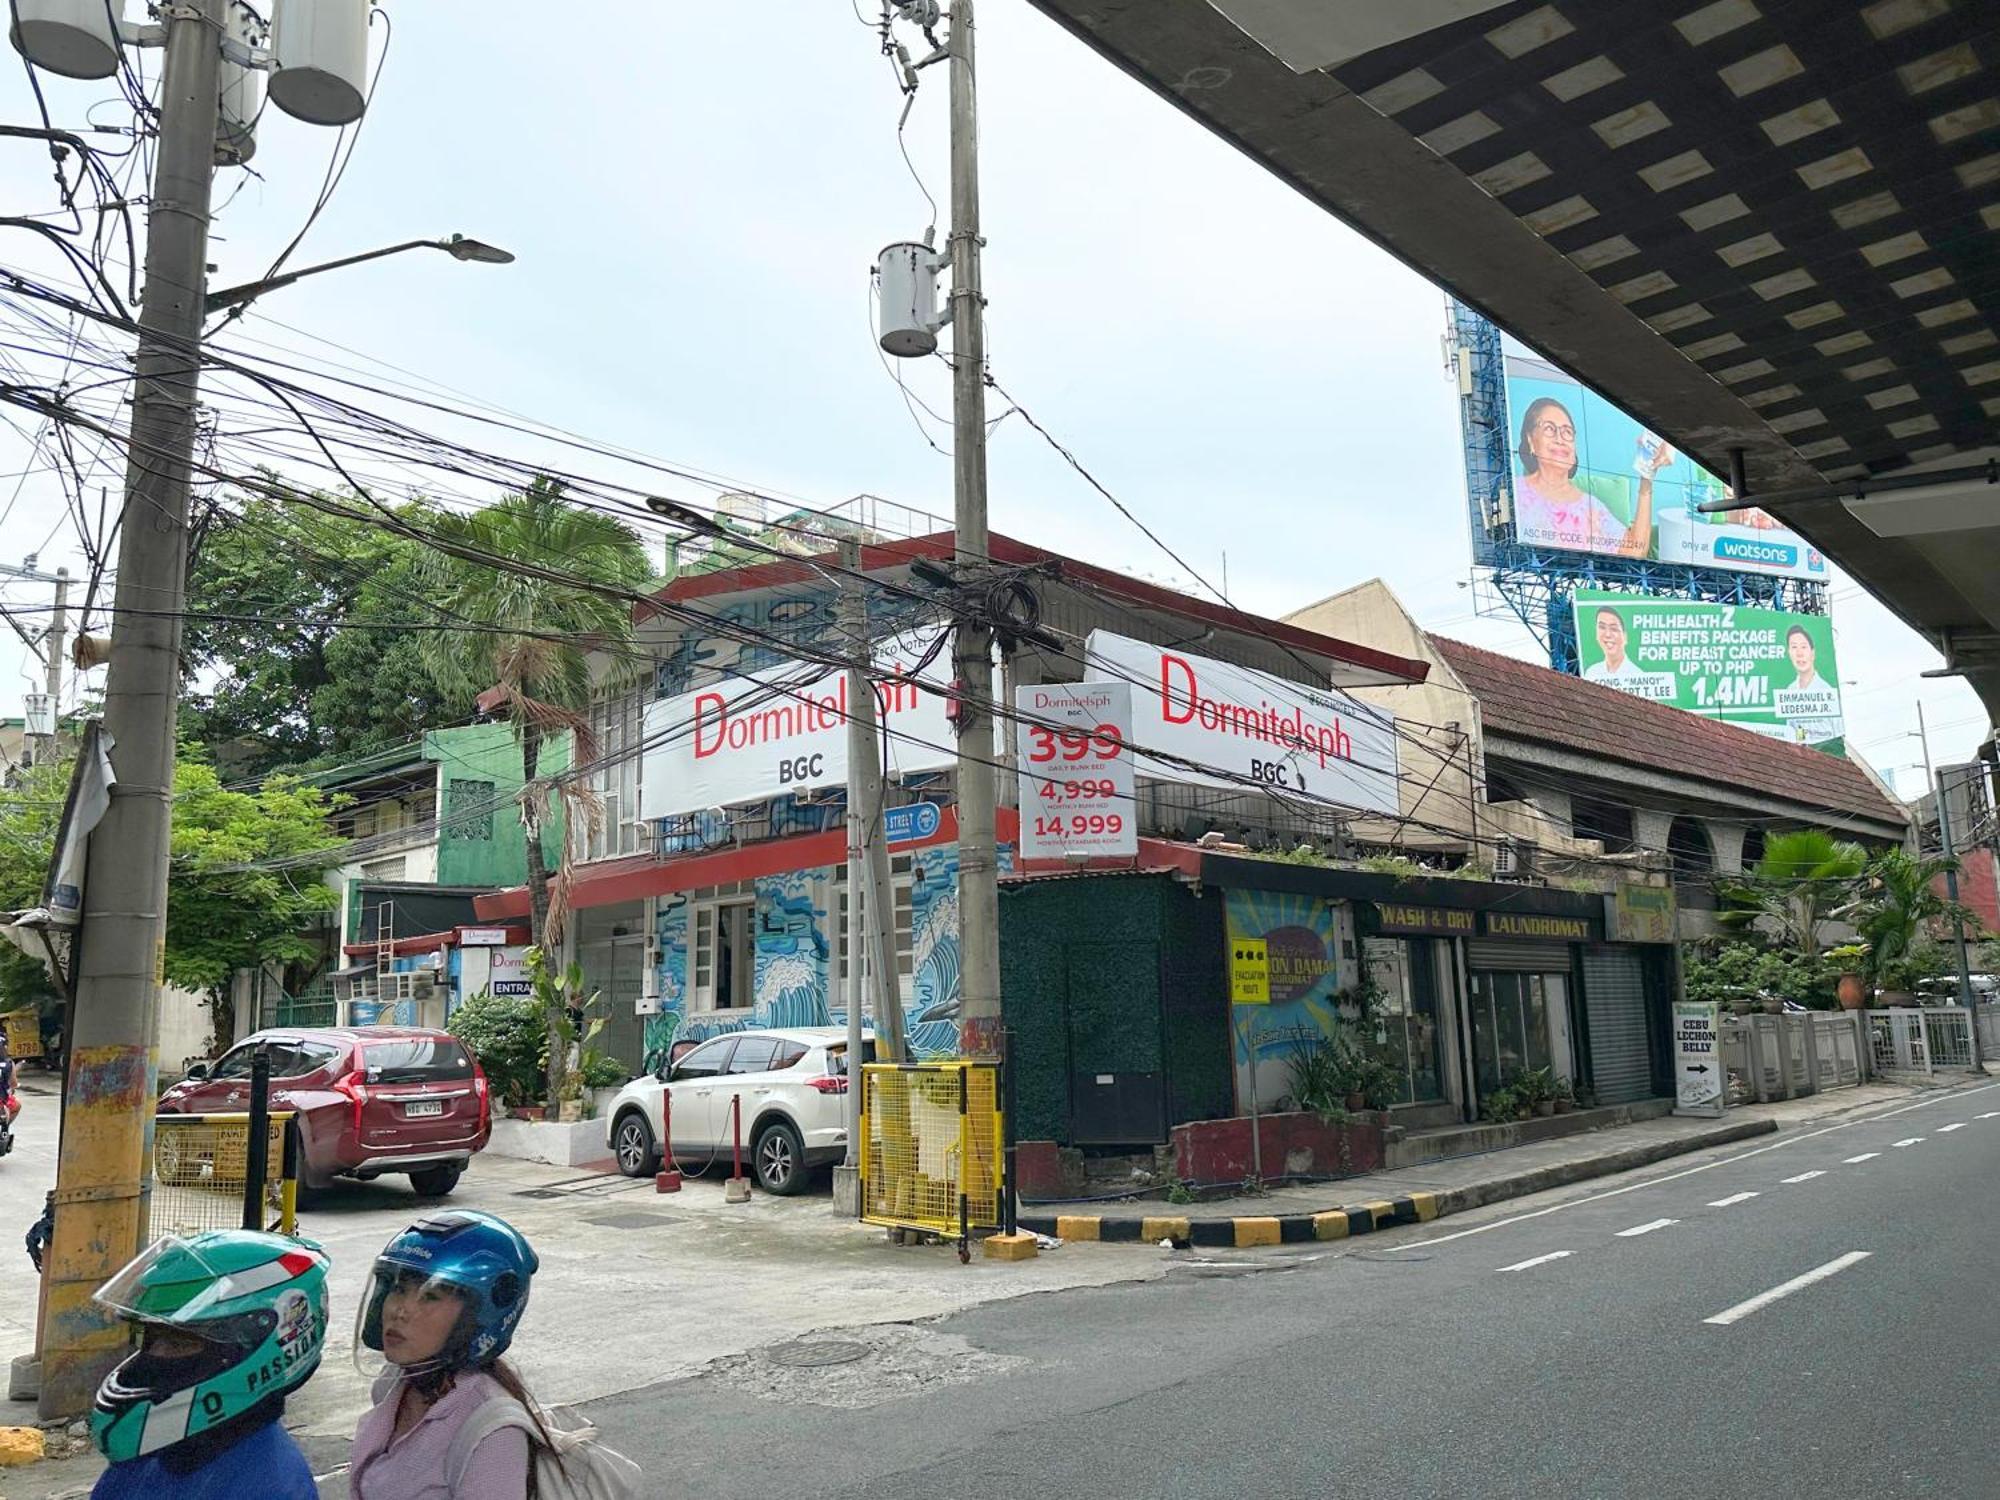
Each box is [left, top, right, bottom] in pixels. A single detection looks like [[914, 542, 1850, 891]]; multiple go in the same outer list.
[[1019, 1080, 1958, 1248]]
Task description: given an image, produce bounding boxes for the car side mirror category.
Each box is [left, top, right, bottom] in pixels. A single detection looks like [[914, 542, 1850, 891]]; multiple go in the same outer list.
[[183, 1062, 210, 1082]]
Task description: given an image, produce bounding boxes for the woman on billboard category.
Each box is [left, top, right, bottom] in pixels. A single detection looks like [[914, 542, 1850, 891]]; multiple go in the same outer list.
[[1514, 397, 1671, 559]]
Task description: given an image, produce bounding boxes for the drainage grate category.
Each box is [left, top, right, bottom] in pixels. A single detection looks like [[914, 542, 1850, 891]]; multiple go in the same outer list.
[[763, 1340, 872, 1369]]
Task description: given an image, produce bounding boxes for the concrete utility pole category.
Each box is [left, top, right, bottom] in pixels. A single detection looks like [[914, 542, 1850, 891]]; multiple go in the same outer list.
[[39, 0, 224, 1419], [0, 561, 67, 766], [1917, 702, 1985, 1071], [946, 0, 1003, 1061]]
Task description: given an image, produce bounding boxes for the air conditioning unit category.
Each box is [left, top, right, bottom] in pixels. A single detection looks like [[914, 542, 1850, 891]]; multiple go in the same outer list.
[[380, 971, 435, 1005], [1494, 840, 1537, 881]]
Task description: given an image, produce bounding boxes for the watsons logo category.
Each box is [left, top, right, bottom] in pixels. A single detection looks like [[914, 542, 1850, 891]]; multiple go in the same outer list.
[[1715, 536, 1798, 568]]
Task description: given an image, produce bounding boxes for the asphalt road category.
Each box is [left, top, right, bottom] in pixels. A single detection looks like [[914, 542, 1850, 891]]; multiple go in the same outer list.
[[515, 1080, 2000, 1500]]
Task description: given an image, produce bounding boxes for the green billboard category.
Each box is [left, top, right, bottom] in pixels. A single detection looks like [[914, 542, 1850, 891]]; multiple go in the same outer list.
[[1571, 592, 1844, 754]]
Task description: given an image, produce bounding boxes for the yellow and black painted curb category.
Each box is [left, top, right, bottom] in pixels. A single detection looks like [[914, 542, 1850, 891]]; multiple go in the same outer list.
[[1019, 1191, 1441, 1249]]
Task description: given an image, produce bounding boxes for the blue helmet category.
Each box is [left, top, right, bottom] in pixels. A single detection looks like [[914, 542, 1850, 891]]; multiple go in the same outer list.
[[356, 1210, 538, 1374]]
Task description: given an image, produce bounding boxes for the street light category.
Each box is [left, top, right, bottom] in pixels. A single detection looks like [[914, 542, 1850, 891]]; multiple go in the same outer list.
[[204, 234, 515, 316]]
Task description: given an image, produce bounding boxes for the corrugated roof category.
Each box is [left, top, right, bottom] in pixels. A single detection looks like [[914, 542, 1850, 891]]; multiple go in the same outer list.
[[1432, 635, 1905, 829]]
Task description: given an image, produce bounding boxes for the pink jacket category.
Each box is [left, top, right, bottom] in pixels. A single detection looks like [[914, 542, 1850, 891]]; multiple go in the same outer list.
[[351, 1371, 531, 1500]]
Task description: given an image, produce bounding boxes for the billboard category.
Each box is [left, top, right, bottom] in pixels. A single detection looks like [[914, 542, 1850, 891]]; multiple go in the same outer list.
[[1015, 681, 1138, 861], [1501, 355, 1826, 582], [1571, 592, 1844, 751], [1083, 630, 1401, 816], [639, 630, 957, 820]]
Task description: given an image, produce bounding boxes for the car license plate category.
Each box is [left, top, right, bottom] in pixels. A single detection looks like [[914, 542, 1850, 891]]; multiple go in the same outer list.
[[404, 1100, 444, 1118]]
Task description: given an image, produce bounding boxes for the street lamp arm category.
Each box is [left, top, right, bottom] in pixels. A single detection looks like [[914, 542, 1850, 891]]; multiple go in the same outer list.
[[203, 234, 514, 315]]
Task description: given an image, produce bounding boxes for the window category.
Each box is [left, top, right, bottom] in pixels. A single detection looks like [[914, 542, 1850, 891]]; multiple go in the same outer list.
[[672, 1037, 737, 1080], [727, 1037, 780, 1074], [209, 1044, 259, 1080], [360, 1039, 474, 1084], [443, 778, 496, 842], [690, 897, 756, 1012], [770, 1041, 808, 1072], [578, 692, 645, 862], [831, 857, 917, 995]]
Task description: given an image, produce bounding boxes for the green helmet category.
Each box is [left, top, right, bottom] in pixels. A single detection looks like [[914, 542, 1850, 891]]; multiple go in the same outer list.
[[90, 1229, 330, 1463]]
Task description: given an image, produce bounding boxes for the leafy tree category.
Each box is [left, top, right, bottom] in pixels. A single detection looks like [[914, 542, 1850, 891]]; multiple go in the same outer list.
[[416, 479, 651, 1102], [1855, 847, 1981, 991], [0, 749, 345, 1044], [182, 496, 476, 775], [1717, 828, 1868, 961]]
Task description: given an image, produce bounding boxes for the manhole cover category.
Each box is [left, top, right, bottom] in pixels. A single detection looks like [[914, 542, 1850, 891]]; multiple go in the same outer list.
[[583, 1211, 676, 1230], [764, 1340, 872, 1369], [512, 1189, 563, 1200]]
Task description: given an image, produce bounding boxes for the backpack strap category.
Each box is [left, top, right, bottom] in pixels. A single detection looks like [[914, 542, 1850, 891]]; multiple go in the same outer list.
[[444, 1394, 540, 1495]]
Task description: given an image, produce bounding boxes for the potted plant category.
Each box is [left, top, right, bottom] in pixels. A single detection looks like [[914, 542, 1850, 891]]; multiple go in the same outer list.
[[1481, 1085, 1518, 1124], [1856, 848, 1977, 1006], [1552, 1076, 1576, 1114], [1516, 1067, 1558, 1118], [1827, 944, 1870, 1010]]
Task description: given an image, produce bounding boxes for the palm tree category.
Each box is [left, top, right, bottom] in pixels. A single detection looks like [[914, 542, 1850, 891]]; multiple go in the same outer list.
[[419, 478, 652, 1102], [1855, 847, 1977, 991], [1717, 828, 1868, 960]]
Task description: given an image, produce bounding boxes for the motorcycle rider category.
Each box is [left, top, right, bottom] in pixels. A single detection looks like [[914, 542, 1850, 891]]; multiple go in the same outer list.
[[90, 1228, 331, 1499]]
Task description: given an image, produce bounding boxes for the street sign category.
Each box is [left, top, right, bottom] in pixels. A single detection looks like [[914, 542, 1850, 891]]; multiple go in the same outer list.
[[1016, 682, 1137, 860], [1231, 938, 1271, 1005], [883, 801, 941, 847], [1672, 1000, 1725, 1117]]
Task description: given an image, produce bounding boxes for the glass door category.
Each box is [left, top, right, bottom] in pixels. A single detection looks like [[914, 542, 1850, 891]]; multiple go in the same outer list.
[[1364, 939, 1446, 1105], [1467, 971, 1562, 1097]]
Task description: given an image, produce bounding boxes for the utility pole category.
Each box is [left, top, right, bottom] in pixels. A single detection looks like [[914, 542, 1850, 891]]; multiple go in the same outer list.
[[0, 561, 67, 766], [1917, 702, 1985, 1071], [946, 0, 1002, 1062], [39, 0, 224, 1419]]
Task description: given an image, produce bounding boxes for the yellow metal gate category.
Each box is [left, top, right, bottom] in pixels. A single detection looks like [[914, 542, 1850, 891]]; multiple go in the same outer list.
[[151, 1111, 300, 1239], [859, 1062, 1002, 1254]]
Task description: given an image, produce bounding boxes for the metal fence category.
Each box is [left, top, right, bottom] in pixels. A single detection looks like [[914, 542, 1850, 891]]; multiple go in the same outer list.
[[859, 1061, 1002, 1256], [1718, 1010, 1867, 1105], [1869, 1006, 1982, 1077], [150, 1111, 299, 1241]]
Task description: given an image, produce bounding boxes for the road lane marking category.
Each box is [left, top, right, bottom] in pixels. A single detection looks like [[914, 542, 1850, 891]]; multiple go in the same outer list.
[[1780, 1170, 1826, 1184], [1704, 1252, 1873, 1327], [1496, 1250, 1573, 1273], [1937, 1123, 1966, 1133], [1616, 1218, 1678, 1237], [1707, 1192, 1759, 1207], [1979, 1112, 2000, 1120], [1390, 1081, 2000, 1253], [1892, 1138, 1924, 1148], [1843, 1153, 1880, 1163]]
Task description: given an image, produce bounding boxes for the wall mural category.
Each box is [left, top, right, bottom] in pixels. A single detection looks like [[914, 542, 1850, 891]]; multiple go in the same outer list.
[[1223, 888, 1350, 1113], [638, 841, 1012, 1068]]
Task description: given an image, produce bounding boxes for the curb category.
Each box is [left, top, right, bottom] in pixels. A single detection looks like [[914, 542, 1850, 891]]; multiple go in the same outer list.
[[1018, 1117, 1779, 1248]]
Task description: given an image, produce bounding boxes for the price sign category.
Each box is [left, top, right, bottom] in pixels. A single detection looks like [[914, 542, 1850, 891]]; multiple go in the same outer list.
[[1015, 682, 1137, 861]]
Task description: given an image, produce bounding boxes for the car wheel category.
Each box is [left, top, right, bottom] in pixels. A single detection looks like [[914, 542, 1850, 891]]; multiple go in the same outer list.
[[752, 1119, 807, 1196], [612, 1111, 659, 1178], [409, 1164, 462, 1197]]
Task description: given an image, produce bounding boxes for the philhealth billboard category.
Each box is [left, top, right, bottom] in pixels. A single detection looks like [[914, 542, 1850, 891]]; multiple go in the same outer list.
[[1571, 591, 1844, 751], [1501, 355, 1826, 582]]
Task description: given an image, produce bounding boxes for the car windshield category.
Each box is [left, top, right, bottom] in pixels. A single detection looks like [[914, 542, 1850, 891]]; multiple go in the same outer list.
[[362, 1038, 473, 1084]]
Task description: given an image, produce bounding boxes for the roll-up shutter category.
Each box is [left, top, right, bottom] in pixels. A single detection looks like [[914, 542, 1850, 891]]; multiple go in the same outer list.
[[1581, 946, 1653, 1104], [1466, 940, 1572, 973]]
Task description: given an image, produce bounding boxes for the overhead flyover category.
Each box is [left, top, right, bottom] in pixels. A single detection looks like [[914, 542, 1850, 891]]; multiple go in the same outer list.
[[1025, 1, 2000, 720]]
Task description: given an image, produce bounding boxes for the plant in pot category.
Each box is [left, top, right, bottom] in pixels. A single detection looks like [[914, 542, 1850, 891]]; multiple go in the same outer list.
[[1825, 943, 1870, 1010], [1286, 1038, 1353, 1126], [1480, 1085, 1518, 1124], [1516, 1067, 1558, 1118], [1856, 848, 1975, 1008], [1552, 1075, 1576, 1114]]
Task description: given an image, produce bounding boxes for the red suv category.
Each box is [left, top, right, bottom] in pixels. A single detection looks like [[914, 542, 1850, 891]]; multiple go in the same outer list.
[[157, 1027, 491, 1196]]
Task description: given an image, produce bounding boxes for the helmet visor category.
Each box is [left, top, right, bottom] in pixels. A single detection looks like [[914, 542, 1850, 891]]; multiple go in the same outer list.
[[353, 1264, 475, 1381], [95, 1236, 314, 1328]]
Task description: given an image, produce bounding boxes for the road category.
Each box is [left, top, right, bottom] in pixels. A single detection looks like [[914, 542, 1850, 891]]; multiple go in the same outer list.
[[480, 1080, 1999, 1500]]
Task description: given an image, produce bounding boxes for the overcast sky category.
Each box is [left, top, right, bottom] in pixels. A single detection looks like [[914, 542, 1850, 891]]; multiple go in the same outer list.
[[0, 0, 1985, 799]]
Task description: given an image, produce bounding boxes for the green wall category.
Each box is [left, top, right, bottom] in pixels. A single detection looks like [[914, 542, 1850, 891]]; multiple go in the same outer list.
[[428, 723, 570, 888], [999, 875, 1233, 1146]]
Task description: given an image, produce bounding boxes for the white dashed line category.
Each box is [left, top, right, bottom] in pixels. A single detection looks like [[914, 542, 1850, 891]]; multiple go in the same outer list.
[[1496, 1250, 1573, 1273], [1892, 1138, 1924, 1148], [1937, 1123, 1967, 1133], [1843, 1153, 1880, 1164], [1979, 1112, 2000, 1120], [1707, 1192, 1759, 1207], [1616, 1218, 1678, 1238], [1704, 1252, 1873, 1327], [1781, 1170, 1826, 1184]]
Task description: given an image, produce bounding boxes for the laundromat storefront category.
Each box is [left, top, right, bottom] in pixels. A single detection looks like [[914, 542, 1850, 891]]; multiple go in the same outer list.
[[1361, 892, 1670, 1117]]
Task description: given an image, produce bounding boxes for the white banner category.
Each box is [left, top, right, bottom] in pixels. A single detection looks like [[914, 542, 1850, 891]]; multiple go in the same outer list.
[[1016, 682, 1137, 860], [640, 631, 957, 820], [1083, 631, 1400, 816]]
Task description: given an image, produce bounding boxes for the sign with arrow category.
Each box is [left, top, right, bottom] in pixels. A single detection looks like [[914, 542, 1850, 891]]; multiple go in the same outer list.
[[1672, 1000, 1725, 1118]]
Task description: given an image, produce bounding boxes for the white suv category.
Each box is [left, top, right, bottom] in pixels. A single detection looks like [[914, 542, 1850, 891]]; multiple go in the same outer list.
[[603, 1026, 874, 1195]]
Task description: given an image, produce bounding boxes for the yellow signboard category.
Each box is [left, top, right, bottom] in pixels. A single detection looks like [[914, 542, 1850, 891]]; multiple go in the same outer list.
[[1230, 938, 1271, 1005]]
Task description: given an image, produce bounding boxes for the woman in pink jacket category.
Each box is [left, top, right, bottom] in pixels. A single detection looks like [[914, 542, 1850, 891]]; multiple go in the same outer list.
[[349, 1210, 552, 1500]]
